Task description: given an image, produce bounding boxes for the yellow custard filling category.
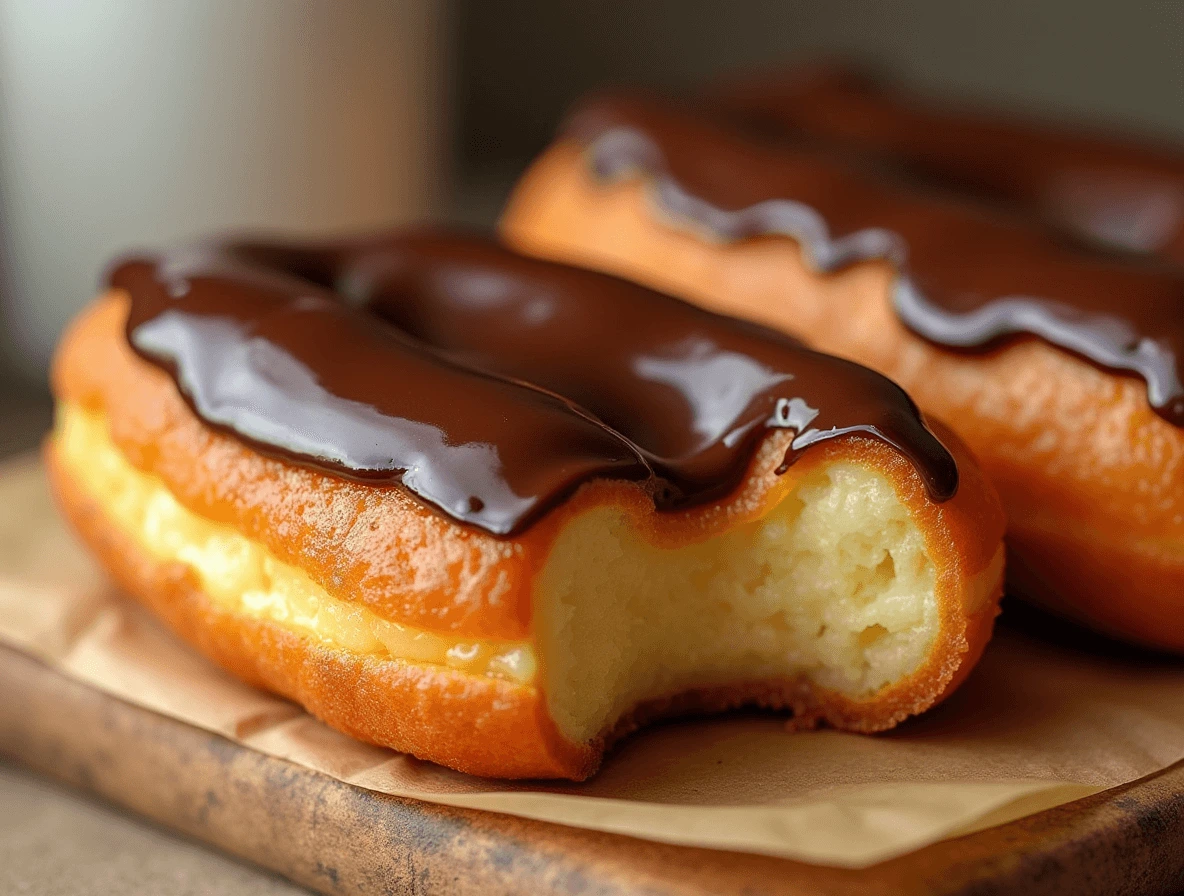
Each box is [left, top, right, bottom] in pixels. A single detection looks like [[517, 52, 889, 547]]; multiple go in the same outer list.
[[54, 404, 537, 684]]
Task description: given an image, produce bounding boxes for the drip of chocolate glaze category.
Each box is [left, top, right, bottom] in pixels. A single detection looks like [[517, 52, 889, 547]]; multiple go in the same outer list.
[[110, 232, 957, 536], [564, 95, 1184, 426]]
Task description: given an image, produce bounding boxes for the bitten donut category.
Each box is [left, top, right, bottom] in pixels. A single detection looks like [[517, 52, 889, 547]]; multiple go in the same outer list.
[[713, 64, 1184, 259], [47, 232, 1004, 780], [501, 94, 1184, 652]]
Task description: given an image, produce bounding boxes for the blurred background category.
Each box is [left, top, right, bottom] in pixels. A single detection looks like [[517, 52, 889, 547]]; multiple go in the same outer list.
[[1, 0, 1183, 460]]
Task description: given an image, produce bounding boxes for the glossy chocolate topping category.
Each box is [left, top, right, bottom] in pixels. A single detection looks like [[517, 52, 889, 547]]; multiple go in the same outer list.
[[564, 95, 1184, 426], [110, 233, 956, 535], [712, 65, 1184, 260]]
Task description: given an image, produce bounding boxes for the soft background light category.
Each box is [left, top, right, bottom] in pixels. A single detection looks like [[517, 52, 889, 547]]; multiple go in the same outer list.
[[0, 0, 448, 383]]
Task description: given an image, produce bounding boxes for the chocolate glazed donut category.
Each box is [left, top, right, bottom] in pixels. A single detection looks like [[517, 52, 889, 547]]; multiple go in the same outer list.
[[48, 231, 1004, 779], [502, 93, 1184, 652]]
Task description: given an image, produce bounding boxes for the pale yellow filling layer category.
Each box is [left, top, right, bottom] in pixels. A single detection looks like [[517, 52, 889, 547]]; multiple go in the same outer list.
[[54, 404, 537, 684]]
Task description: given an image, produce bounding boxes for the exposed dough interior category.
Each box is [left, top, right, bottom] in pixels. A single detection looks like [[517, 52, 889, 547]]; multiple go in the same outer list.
[[57, 403, 941, 747], [536, 465, 939, 742]]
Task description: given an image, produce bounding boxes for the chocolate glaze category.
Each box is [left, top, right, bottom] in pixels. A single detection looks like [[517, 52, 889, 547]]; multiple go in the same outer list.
[[712, 65, 1184, 259], [111, 233, 956, 536], [564, 95, 1184, 426]]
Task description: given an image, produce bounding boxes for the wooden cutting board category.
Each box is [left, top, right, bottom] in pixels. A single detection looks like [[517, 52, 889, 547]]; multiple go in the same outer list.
[[1, 643, 1182, 896]]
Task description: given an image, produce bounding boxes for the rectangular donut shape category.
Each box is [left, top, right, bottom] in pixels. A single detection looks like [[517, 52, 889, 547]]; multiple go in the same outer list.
[[46, 233, 1005, 779]]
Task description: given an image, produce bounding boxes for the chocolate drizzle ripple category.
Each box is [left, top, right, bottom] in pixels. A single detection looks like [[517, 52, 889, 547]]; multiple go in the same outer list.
[[710, 65, 1184, 259], [110, 233, 957, 536], [565, 96, 1184, 426]]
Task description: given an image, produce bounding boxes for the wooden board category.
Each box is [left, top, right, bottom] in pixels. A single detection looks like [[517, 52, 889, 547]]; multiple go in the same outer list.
[[1, 644, 1182, 896]]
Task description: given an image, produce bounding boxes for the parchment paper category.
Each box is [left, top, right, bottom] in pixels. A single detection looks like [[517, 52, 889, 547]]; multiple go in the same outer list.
[[1, 454, 1182, 868]]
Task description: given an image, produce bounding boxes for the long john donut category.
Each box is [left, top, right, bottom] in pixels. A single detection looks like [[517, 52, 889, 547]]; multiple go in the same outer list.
[[501, 95, 1184, 652], [48, 233, 1004, 779]]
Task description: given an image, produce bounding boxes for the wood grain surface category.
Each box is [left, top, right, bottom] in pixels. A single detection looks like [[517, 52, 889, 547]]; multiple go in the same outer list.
[[1, 644, 1182, 896]]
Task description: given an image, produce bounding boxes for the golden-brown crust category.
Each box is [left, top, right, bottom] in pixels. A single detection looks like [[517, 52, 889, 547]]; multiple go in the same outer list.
[[48, 288, 1004, 779], [45, 444, 598, 779], [501, 141, 1184, 652]]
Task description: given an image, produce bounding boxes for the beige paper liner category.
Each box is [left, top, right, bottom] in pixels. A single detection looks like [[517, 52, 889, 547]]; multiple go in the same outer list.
[[1, 455, 1182, 867]]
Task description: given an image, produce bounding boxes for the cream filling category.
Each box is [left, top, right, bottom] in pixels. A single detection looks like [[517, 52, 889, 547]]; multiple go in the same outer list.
[[54, 404, 536, 684]]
